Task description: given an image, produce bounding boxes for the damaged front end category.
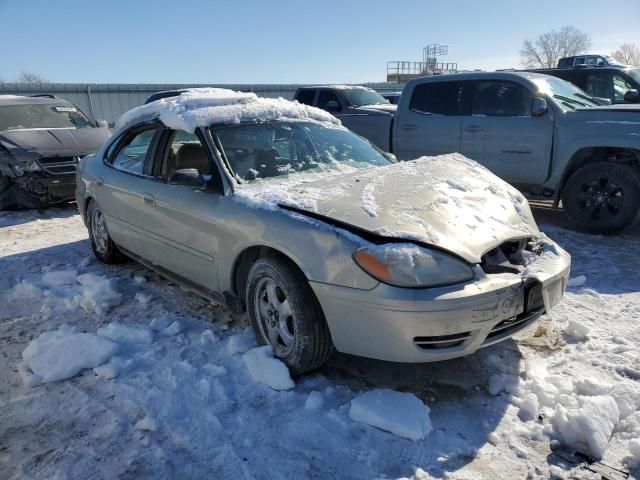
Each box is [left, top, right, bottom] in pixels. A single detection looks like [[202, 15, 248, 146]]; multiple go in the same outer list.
[[0, 148, 78, 205], [481, 235, 571, 313]]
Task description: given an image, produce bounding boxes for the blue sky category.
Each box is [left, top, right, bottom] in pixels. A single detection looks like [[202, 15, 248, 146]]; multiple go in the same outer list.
[[1, 0, 638, 84]]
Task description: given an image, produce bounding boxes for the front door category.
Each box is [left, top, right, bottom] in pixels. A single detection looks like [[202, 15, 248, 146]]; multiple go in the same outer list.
[[461, 80, 553, 184], [131, 129, 222, 292], [393, 80, 465, 160]]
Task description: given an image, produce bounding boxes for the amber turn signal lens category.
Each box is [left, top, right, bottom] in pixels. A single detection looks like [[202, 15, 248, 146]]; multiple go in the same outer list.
[[354, 250, 392, 283]]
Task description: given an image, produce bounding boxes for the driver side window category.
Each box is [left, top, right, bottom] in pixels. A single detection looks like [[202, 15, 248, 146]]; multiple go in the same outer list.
[[317, 91, 341, 111], [157, 131, 211, 180]]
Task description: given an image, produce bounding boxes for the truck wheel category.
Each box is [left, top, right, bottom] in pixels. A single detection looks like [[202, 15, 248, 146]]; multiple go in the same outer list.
[[245, 256, 333, 376], [86, 200, 126, 264], [562, 162, 640, 234]]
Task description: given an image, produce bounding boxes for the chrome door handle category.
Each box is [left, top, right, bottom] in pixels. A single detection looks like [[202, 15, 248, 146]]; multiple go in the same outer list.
[[401, 124, 418, 131], [96, 178, 104, 187], [464, 125, 483, 133], [143, 193, 156, 206]]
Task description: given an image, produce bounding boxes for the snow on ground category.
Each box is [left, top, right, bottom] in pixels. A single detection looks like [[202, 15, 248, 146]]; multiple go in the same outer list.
[[1, 206, 640, 479]]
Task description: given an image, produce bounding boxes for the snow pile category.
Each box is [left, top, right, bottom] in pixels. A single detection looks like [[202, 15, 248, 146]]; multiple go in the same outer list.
[[115, 88, 340, 134], [243, 346, 294, 391], [566, 275, 587, 288], [551, 395, 620, 459], [41, 269, 78, 287], [20, 324, 118, 385], [97, 322, 153, 344], [70, 273, 122, 314], [7, 279, 42, 300], [304, 391, 325, 410], [349, 389, 432, 441]]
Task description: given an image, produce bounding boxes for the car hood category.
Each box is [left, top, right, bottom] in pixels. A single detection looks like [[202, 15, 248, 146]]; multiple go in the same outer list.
[[0, 128, 111, 161], [353, 103, 397, 115], [234, 154, 540, 263], [577, 104, 640, 113]]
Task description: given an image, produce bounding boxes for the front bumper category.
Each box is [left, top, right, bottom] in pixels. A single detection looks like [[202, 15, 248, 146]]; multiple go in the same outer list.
[[15, 173, 76, 203], [311, 240, 570, 363]]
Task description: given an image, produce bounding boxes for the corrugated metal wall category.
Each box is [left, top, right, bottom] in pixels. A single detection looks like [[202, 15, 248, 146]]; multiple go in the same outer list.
[[0, 82, 402, 125]]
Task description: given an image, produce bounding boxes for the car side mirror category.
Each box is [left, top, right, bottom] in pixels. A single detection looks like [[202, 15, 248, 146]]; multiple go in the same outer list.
[[531, 97, 548, 116], [168, 168, 206, 188], [324, 100, 341, 113], [96, 119, 109, 128], [624, 89, 640, 104]]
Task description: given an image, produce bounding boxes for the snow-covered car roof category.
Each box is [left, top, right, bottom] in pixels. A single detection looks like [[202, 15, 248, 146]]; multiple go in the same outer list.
[[115, 88, 341, 134]]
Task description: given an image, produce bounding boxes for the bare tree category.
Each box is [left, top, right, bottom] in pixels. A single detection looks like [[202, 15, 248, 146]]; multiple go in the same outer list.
[[18, 71, 47, 84], [520, 26, 591, 68], [611, 43, 640, 66]]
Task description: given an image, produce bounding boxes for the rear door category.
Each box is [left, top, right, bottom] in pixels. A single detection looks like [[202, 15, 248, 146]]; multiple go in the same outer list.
[[393, 80, 465, 160], [460, 80, 553, 184]]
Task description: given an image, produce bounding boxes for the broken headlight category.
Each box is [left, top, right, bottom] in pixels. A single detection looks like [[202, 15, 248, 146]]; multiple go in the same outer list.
[[353, 243, 474, 288]]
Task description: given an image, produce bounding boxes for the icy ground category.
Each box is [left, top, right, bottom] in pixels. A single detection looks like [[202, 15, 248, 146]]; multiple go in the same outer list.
[[1, 207, 640, 480]]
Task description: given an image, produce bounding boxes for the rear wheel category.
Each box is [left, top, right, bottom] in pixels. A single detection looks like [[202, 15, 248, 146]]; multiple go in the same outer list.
[[86, 200, 126, 264], [245, 256, 332, 375], [562, 162, 640, 234]]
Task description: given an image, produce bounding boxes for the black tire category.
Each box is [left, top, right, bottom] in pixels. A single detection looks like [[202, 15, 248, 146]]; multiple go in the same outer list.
[[245, 256, 333, 375], [86, 200, 126, 264], [562, 162, 640, 234]]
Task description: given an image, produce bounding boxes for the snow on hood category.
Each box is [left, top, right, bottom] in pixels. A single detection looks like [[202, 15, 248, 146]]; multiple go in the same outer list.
[[115, 88, 341, 133], [234, 153, 540, 263], [356, 103, 397, 113]]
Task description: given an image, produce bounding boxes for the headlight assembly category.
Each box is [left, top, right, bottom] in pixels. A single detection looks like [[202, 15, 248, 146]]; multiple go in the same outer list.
[[353, 243, 474, 288], [11, 159, 41, 176]]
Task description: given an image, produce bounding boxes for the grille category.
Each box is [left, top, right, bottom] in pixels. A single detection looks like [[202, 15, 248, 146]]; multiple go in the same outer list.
[[414, 331, 472, 350], [485, 308, 542, 342], [37, 156, 78, 176]]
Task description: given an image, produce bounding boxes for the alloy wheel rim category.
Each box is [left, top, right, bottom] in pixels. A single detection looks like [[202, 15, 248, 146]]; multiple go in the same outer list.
[[254, 276, 296, 357], [91, 209, 109, 254], [575, 175, 625, 221]]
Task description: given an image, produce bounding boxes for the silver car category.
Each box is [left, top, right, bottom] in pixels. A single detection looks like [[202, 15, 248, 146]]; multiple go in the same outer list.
[[76, 88, 571, 374]]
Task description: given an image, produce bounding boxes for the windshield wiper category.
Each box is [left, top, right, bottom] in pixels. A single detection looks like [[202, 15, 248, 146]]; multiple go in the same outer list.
[[553, 94, 589, 109], [574, 92, 598, 106]]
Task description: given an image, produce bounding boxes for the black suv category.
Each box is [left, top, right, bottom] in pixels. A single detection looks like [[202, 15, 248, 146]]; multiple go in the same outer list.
[[0, 95, 111, 210], [528, 66, 640, 105]]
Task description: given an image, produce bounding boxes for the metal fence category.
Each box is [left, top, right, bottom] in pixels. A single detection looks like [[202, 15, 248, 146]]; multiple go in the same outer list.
[[0, 82, 402, 126]]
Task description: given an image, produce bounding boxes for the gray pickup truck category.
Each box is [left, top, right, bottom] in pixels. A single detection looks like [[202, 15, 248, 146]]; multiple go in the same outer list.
[[296, 73, 640, 233], [294, 85, 396, 151]]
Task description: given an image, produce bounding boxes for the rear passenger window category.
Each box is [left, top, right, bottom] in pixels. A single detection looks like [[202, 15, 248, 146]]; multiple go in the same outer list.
[[472, 81, 531, 117], [109, 128, 156, 175], [409, 82, 463, 115], [296, 90, 316, 106]]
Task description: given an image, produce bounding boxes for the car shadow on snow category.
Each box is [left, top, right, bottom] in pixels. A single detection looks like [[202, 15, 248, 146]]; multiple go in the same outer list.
[[321, 340, 524, 478], [0, 203, 78, 228]]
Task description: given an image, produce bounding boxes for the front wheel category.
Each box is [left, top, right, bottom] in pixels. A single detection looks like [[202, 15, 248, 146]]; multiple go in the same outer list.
[[245, 256, 333, 375], [87, 200, 126, 264], [562, 162, 640, 234]]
